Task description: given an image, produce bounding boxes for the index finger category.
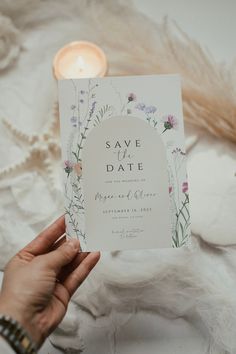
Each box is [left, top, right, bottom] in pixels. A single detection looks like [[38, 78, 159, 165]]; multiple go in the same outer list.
[[23, 215, 66, 256], [62, 251, 100, 297]]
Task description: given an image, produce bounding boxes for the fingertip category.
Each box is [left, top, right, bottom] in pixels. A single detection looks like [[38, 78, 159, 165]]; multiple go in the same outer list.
[[91, 251, 101, 260], [86, 251, 101, 268], [54, 214, 66, 230]]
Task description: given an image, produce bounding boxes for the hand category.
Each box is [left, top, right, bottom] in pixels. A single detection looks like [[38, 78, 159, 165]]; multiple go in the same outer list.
[[0, 216, 100, 348]]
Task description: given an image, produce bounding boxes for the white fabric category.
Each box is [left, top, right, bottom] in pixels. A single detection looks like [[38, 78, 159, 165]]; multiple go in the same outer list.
[[0, 1, 235, 354], [0, 337, 15, 354]]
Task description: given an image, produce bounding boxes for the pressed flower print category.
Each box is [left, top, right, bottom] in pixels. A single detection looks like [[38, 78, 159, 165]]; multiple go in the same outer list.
[[162, 114, 178, 133], [64, 160, 73, 177], [127, 93, 137, 102]]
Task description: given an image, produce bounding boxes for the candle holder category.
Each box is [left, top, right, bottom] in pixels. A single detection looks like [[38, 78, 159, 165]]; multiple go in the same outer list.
[[53, 40, 108, 79]]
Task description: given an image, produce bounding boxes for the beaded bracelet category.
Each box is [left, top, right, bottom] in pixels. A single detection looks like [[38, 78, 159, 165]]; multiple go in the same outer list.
[[0, 314, 37, 354]]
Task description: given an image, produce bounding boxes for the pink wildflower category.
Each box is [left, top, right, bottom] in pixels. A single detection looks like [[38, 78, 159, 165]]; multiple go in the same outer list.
[[182, 182, 188, 193]]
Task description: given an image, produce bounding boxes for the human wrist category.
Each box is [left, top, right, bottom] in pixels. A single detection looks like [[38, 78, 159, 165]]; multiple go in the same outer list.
[[0, 296, 41, 348], [0, 313, 37, 353]]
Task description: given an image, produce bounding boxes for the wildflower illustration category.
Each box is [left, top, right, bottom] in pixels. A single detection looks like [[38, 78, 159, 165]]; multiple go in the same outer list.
[[64, 160, 73, 177], [120, 92, 137, 114], [144, 105, 157, 114], [74, 162, 82, 177], [173, 184, 190, 247], [170, 147, 190, 247], [182, 181, 188, 193], [93, 104, 113, 126], [70, 116, 77, 127], [64, 80, 116, 245], [135, 102, 145, 110], [127, 93, 136, 102], [162, 114, 178, 133], [61, 79, 190, 249], [135, 102, 158, 127]]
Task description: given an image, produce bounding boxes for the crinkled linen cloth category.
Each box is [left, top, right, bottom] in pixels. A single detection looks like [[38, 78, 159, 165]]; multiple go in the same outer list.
[[0, 1, 236, 353]]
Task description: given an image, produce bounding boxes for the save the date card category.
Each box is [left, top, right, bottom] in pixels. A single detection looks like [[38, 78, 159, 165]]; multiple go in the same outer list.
[[58, 74, 190, 251]]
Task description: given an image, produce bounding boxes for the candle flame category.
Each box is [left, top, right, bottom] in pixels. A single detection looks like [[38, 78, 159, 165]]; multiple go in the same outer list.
[[77, 55, 85, 72]]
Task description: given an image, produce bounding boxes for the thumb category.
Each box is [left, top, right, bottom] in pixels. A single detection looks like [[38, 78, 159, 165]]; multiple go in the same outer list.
[[43, 239, 81, 273]]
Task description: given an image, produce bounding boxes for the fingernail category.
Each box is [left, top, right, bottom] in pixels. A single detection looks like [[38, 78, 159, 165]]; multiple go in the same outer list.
[[67, 239, 80, 251]]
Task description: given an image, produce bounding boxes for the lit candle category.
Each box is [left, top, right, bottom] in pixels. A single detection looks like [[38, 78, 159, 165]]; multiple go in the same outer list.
[[53, 41, 108, 79]]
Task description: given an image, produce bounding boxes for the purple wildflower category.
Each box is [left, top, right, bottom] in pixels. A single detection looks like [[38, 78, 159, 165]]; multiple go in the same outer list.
[[127, 93, 137, 102], [80, 99, 84, 103], [169, 186, 173, 194], [135, 103, 146, 111], [144, 105, 157, 114], [162, 115, 178, 133], [64, 160, 73, 168], [80, 90, 85, 94]]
